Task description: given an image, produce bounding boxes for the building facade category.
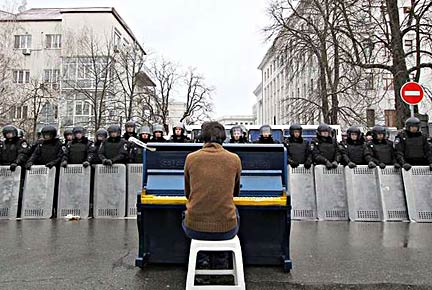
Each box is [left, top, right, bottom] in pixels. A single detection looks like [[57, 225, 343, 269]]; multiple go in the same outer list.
[[254, 0, 432, 128], [0, 7, 155, 139]]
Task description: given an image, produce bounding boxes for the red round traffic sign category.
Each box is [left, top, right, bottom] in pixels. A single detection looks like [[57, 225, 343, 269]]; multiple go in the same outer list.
[[400, 82, 424, 105]]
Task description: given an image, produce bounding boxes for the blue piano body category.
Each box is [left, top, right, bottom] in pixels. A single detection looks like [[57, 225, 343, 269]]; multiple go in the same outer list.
[[136, 143, 292, 272]]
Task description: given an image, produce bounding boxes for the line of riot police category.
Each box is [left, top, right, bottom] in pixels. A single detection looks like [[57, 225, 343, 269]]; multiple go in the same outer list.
[[1, 117, 431, 171], [225, 118, 432, 171]]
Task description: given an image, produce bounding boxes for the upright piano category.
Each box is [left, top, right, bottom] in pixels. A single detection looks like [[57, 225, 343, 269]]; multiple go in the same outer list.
[[135, 143, 292, 272]]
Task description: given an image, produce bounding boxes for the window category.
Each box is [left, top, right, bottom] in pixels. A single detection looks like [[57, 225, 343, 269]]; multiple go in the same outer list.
[[404, 39, 413, 49], [9, 105, 28, 119], [75, 100, 92, 116], [383, 73, 394, 90], [45, 34, 62, 49], [384, 110, 396, 127], [123, 37, 129, 47], [13, 70, 30, 83], [365, 73, 374, 90], [14, 35, 32, 49], [44, 69, 60, 89], [113, 29, 121, 47]]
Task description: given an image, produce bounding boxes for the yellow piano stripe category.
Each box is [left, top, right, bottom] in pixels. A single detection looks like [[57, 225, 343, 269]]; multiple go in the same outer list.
[[140, 195, 287, 206]]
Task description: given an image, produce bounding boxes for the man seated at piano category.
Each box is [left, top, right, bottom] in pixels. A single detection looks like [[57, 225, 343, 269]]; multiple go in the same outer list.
[[182, 121, 242, 270]]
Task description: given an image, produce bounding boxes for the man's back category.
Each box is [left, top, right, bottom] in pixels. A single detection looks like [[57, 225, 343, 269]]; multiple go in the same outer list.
[[184, 142, 242, 233]]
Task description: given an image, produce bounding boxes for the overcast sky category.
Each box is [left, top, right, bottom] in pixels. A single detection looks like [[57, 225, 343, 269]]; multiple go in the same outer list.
[[22, 0, 272, 118]]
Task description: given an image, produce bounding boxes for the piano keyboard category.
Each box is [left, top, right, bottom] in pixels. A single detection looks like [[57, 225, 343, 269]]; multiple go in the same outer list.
[[141, 194, 287, 206]]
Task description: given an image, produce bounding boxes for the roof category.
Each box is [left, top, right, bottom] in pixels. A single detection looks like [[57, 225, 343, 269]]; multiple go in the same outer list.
[[0, 7, 145, 54]]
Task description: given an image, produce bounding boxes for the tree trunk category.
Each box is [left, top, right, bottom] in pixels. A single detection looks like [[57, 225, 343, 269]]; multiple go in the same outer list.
[[386, 0, 411, 128], [319, 60, 330, 124]]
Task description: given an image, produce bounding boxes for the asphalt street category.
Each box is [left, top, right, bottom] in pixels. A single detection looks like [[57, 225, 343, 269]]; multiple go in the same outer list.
[[0, 219, 431, 290]]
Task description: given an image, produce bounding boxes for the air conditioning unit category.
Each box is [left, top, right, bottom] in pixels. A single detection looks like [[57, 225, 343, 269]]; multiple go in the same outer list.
[[22, 48, 31, 56]]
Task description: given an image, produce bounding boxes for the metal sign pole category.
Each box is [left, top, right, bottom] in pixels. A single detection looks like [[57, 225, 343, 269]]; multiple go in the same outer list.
[[410, 105, 415, 118]]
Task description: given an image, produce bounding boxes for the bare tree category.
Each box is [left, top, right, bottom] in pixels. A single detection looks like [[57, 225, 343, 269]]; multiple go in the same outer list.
[[336, 0, 432, 128], [266, 0, 385, 126], [113, 43, 155, 125], [145, 58, 180, 130], [62, 27, 116, 133], [180, 68, 214, 124]]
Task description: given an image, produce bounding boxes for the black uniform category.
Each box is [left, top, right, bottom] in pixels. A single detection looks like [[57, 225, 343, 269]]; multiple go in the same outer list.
[[62, 137, 93, 164], [89, 141, 103, 164], [0, 133, 29, 170], [340, 138, 370, 167], [395, 131, 432, 166], [150, 136, 167, 142], [367, 139, 397, 167], [130, 137, 149, 163], [284, 136, 312, 168], [311, 135, 341, 168], [98, 136, 129, 165], [254, 136, 278, 144], [365, 126, 399, 169], [170, 134, 190, 143], [123, 132, 137, 141], [26, 138, 63, 167]]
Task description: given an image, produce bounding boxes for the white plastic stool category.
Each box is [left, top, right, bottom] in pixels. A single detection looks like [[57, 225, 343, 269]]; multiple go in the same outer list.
[[185, 235, 246, 290]]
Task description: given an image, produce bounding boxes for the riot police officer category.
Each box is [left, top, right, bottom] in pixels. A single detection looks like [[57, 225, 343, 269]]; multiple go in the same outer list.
[[170, 123, 190, 143], [63, 128, 73, 146], [229, 125, 248, 143], [123, 120, 137, 141], [150, 124, 167, 142], [130, 126, 152, 163], [89, 128, 108, 164], [395, 117, 432, 171], [0, 125, 29, 171], [254, 125, 279, 144], [60, 127, 93, 168], [25, 125, 63, 169], [311, 124, 341, 170], [366, 125, 400, 169], [98, 125, 129, 166], [284, 124, 312, 169], [340, 126, 371, 168]]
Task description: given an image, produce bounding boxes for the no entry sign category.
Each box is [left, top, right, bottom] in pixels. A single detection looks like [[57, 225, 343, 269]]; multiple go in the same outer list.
[[400, 82, 424, 105]]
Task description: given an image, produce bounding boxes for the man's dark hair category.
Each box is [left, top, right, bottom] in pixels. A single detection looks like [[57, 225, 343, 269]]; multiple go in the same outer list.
[[201, 121, 226, 144]]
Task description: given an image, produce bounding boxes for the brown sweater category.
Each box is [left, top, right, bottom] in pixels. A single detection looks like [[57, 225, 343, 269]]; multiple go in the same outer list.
[[184, 142, 242, 232]]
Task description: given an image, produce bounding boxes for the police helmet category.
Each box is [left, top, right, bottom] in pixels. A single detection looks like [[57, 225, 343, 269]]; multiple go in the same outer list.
[[96, 128, 108, 138], [17, 129, 24, 138], [2, 125, 18, 138], [239, 124, 248, 137], [41, 125, 57, 138], [63, 128, 73, 138], [72, 126, 86, 135], [371, 125, 386, 138], [347, 126, 361, 136], [139, 126, 152, 135], [125, 120, 136, 129], [153, 124, 164, 134], [230, 125, 243, 138], [317, 124, 332, 133], [173, 123, 185, 135], [259, 125, 272, 136], [107, 125, 121, 134], [289, 123, 302, 137], [405, 117, 420, 130]]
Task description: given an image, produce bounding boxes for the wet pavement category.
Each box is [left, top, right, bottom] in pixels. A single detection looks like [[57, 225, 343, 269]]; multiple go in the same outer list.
[[0, 219, 431, 290]]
